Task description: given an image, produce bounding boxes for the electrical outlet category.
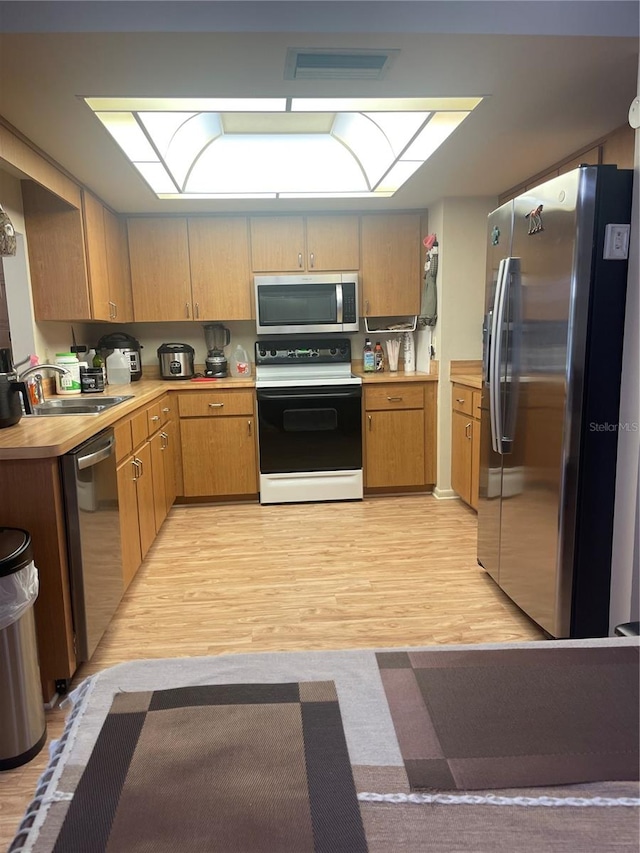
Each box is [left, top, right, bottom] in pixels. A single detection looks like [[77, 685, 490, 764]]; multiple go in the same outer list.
[[603, 224, 630, 260]]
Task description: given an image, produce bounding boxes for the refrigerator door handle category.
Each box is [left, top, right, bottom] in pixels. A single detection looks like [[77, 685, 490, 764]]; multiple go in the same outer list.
[[502, 257, 522, 452], [489, 258, 507, 454]]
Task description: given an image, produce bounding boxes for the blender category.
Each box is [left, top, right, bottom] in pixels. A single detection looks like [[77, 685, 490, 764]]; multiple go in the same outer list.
[[203, 324, 231, 377]]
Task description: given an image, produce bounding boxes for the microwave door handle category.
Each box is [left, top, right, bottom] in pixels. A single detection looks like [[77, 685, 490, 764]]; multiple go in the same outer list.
[[336, 284, 343, 324]]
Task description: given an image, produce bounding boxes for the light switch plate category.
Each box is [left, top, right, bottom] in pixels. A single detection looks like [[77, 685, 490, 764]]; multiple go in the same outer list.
[[603, 224, 630, 260]]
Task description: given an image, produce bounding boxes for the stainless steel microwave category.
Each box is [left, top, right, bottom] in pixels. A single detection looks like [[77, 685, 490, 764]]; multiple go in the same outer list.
[[254, 273, 359, 335]]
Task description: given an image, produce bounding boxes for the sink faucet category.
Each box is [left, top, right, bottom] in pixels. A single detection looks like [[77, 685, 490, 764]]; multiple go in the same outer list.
[[18, 364, 72, 404]]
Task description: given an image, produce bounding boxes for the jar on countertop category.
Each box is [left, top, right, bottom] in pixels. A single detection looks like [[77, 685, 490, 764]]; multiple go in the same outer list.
[[54, 353, 81, 396]]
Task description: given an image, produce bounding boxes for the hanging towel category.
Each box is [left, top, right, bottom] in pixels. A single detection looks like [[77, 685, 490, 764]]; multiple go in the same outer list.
[[419, 241, 438, 327]]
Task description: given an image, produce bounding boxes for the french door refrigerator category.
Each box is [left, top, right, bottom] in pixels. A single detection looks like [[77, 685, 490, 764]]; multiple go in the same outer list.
[[477, 165, 633, 638]]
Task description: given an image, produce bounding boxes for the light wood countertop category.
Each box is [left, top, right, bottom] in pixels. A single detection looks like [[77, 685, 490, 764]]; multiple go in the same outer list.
[[351, 360, 438, 383], [0, 377, 255, 460]]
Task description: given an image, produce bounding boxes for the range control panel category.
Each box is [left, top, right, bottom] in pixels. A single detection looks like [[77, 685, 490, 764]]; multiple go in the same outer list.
[[255, 338, 351, 366]]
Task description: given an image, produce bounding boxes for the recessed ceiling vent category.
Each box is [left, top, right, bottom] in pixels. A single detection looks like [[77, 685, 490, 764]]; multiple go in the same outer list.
[[284, 48, 399, 81]]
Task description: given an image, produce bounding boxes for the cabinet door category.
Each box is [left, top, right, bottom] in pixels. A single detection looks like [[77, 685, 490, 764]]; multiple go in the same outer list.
[[470, 417, 480, 511], [361, 214, 421, 316], [22, 181, 93, 321], [250, 217, 305, 271], [117, 456, 142, 589], [82, 190, 111, 321], [305, 215, 360, 271], [188, 217, 253, 320], [451, 410, 472, 504], [149, 430, 168, 533], [128, 218, 192, 320], [365, 409, 425, 488], [181, 416, 257, 496], [104, 208, 134, 322], [162, 420, 177, 513], [134, 442, 157, 558]]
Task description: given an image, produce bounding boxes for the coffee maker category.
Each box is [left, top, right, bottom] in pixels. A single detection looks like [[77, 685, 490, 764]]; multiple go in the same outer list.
[[203, 324, 231, 378]]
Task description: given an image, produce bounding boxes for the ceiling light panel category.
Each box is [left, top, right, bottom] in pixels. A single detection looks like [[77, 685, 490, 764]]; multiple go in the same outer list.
[[86, 95, 483, 199]]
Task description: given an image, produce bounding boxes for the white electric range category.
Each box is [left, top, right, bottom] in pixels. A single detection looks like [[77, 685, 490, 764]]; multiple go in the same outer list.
[[255, 338, 363, 504]]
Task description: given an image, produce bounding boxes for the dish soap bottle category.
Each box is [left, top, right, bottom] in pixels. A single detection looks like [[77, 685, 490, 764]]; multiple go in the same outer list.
[[363, 338, 375, 373], [374, 341, 385, 372], [230, 344, 251, 378], [105, 348, 131, 386]]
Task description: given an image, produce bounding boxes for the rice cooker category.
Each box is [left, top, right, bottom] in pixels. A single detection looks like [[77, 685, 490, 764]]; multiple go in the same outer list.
[[97, 332, 143, 381], [158, 343, 195, 380]]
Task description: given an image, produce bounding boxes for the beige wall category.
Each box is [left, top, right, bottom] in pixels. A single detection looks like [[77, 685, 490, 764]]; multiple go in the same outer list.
[[432, 196, 496, 496]]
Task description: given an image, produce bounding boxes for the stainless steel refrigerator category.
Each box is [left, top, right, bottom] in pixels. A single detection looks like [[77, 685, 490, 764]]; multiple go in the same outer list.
[[477, 165, 633, 638]]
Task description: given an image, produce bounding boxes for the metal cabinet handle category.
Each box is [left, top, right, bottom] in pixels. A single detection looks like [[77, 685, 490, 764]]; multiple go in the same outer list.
[[248, 420, 252, 437], [309, 252, 314, 268], [195, 302, 200, 318], [368, 414, 372, 431], [365, 300, 370, 316], [162, 407, 170, 413], [298, 252, 303, 268], [465, 422, 472, 439], [108, 300, 117, 319], [455, 398, 466, 403], [134, 456, 144, 477], [185, 302, 191, 318], [131, 459, 139, 480], [160, 431, 168, 449], [208, 402, 224, 408], [150, 415, 160, 422], [387, 396, 403, 402], [113, 301, 117, 319]]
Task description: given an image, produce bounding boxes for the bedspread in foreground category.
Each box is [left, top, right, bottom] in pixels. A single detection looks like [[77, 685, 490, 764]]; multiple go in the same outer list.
[[9, 638, 640, 853]]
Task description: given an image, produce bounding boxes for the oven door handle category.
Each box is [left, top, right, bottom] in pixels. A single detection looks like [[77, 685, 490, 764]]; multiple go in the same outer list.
[[258, 390, 361, 400]]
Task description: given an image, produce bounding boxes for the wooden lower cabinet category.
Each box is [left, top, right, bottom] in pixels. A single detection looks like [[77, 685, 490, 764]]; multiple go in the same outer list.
[[117, 455, 142, 588], [451, 383, 481, 509], [178, 390, 258, 498], [364, 382, 434, 490], [117, 442, 156, 589]]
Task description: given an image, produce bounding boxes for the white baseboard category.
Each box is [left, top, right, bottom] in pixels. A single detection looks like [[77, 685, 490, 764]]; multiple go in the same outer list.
[[432, 487, 459, 500]]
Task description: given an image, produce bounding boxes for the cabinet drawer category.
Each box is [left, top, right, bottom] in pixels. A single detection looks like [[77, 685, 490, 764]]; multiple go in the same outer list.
[[472, 390, 482, 420], [452, 384, 473, 416], [147, 401, 162, 433], [131, 408, 150, 448], [365, 384, 423, 411], [113, 418, 133, 463], [158, 395, 173, 424], [178, 390, 254, 418]]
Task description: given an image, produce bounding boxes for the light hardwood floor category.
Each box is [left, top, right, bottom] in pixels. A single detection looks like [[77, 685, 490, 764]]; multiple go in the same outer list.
[[0, 495, 544, 848]]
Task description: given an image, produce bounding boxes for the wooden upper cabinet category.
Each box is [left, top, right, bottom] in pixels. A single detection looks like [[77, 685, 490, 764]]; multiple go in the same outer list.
[[250, 215, 360, 272], [82, 190, 111, 321], [305, 216, 360, 271], [188, 217, 252, 320], [250, 216, 306, 272], [360, 213, 422, 317], [103, 207, 134, 322], [22, 180, 92, 321], [128, 217, 192, 321]]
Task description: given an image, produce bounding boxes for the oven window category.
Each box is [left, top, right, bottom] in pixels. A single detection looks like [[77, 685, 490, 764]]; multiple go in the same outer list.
[[257, 386, 362, 473], [257, 285, 337, 326]]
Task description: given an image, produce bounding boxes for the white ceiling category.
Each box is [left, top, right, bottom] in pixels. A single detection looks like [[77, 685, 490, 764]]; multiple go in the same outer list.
[[0, 1, 637, 215]]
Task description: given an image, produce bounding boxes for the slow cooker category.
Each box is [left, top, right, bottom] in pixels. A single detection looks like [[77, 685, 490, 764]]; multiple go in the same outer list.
[[158, 343, 195, 380]]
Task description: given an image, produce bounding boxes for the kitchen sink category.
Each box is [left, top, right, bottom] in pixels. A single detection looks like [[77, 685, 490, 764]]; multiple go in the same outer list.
[[27, 395, 134, 416]]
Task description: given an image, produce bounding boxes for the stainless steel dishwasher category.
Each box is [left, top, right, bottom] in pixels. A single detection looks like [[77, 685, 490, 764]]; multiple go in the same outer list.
[[60, 428, 124, 662]]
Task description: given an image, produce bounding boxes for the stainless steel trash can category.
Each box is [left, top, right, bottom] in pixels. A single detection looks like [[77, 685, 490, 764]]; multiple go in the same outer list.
[[0, 528, 46, 770]]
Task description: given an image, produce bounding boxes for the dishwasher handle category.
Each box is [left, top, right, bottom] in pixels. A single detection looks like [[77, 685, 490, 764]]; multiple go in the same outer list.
[[77, 435, 115, 470]]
